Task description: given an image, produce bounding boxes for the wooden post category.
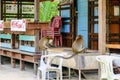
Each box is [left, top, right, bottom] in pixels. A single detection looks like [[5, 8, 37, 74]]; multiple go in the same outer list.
[[98, 0, 106, 80], [34, 0, 39, 22], [98, 0, 106, 55], [0, 0, 1, 19]]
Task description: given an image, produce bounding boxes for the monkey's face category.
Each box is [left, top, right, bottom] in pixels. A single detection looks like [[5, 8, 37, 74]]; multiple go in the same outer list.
[[48, 39, 53, 45]]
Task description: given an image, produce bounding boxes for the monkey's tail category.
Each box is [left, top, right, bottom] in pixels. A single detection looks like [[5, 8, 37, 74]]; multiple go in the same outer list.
[[49, 54, 76, 65], [55, 54, 76, 59]]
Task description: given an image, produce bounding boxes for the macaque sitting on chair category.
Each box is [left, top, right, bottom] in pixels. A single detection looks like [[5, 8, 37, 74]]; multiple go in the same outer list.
[[39, 36, 54, 50]]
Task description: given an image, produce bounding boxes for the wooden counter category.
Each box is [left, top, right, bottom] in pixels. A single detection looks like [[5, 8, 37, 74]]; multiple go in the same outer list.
[[106, 44, 120, 49], [27, 22, 49, 29], [0, 22, 50, 74], [106, 44, 120, 53], [0, 47, 41, 74]]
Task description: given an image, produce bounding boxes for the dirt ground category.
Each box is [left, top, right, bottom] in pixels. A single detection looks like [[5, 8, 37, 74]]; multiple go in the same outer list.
[[0, 62, 98, 80]]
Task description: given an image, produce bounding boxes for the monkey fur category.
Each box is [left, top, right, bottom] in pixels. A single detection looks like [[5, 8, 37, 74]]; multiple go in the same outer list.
[[39, 36, 54, 50], [50, 35, 86, 64]]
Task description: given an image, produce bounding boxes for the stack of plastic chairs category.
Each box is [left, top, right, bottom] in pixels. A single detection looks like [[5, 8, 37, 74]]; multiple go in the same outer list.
[[41, 16, 62, 47]]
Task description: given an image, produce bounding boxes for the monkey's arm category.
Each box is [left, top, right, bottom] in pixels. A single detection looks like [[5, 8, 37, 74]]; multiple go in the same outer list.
[[75, 47, 86, 53]]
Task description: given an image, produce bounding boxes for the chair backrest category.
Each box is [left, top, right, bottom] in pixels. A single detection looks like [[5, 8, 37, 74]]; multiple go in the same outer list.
[[50, 16, 62, 29], [41, 16, 62, 38], [40, 53, 65, 69], [96, 55, 111, 79], [96, 55, 120, 79]]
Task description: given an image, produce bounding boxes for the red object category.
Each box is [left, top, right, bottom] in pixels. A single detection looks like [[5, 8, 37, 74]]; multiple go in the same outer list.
[[41, 16, 62, 47], [14, 0, 16, 3]]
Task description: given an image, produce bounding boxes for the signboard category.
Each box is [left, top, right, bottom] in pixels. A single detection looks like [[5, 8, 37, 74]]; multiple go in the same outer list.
[[22, 5, 34, 14], [6, 4, 17, 13], [11, 19, 26, 31], [114, 6, 120, 16], [0, 20, 4, 31]]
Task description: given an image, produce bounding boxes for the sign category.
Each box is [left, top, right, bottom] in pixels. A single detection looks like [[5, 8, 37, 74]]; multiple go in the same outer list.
[[6, 4, 17, 13], [0, 21, 4, 31], [11, 19, 26, 31], [22, 5, 34, 14], [114, 6, 120, 16]]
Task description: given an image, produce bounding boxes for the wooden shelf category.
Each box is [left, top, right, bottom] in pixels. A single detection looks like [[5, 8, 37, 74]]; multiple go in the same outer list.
[[0, 47, 41, 74]]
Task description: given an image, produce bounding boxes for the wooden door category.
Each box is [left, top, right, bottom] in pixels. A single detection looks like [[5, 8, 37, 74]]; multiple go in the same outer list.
[[88, 0, 120, 51], [88, 0, 98, 50], [59, 0, 77, 47], [106, 0, 120, 52], [107, 0, 120, 44]]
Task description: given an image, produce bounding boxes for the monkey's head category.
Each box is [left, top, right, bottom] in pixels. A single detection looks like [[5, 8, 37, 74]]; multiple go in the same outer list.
[[72, 35, 85, 54], [75, 35, 83, 41], [46, 36, 54, 46]]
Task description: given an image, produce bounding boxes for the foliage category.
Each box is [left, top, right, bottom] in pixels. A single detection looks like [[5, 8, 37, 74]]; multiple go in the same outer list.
[[39, 1, 59, 22]]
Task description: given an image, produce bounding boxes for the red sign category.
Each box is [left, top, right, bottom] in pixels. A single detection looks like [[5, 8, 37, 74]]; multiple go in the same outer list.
[[11, 19, 26, 31]]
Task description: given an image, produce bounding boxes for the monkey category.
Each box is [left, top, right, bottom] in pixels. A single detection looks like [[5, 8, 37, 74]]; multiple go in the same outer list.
[[72, 35, 85, 54], [61, 35, 86, 59], [39, 36, 54, 50], [50, 35, 86, 64]]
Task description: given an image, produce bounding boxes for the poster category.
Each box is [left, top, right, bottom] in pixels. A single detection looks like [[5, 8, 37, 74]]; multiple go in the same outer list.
[[22, 5, 34, 14], [114, 6, 120, 16], [6, 4, 17, 13], [0, 20, 4, 31], [11, 19, 26, 31]]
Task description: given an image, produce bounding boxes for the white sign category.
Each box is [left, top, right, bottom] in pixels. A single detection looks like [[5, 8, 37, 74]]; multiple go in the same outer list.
[[22, 5, 34, 14], [114, 6, 120, 16], [6, 4, 17, 13], [11, 19, 26, 31], [0, 21, 4, 31]]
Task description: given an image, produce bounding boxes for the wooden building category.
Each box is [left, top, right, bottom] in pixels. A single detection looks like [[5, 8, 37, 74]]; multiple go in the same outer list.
[[0, 0, 120, 54]]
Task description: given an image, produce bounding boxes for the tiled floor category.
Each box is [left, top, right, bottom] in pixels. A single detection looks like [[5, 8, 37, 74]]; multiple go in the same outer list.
[[0, 62, 98, 80]]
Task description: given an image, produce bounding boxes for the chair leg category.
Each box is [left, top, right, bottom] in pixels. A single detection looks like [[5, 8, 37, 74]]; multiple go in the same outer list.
[[48, 72, 50, 80], [42, 71, 46, 80], [54, 36, 62, 47], [54, 37, 59, 47], [37, 70, 40, 80], [60, 35, 62, 47], [60, 70, 63, 80], [56, 71, 59, 80]]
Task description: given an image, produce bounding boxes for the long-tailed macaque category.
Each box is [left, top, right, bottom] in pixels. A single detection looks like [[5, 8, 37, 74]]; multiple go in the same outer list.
[[52, 35, 86, 60], [39, 36, 54, 50]]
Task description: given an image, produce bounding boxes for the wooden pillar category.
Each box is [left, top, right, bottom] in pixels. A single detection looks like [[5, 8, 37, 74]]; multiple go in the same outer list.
[[34, 0, 39, 22], [0, 0, 1, 19], [98, 0, 106, 55]]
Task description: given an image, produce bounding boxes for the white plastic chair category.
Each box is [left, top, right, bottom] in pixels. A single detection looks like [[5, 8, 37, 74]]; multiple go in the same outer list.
[[96, 55, 120, 80], [37, 53, 66, 80]]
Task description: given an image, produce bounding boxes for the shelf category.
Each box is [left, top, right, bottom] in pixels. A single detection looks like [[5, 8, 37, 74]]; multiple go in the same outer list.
[[0, 43, 12, 48], [0, 33, 13, 48], [19, 35, 35, 41], [0, 33, 11, 39], [19, 45, 35, 52], [19, 35, 36, 52]]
